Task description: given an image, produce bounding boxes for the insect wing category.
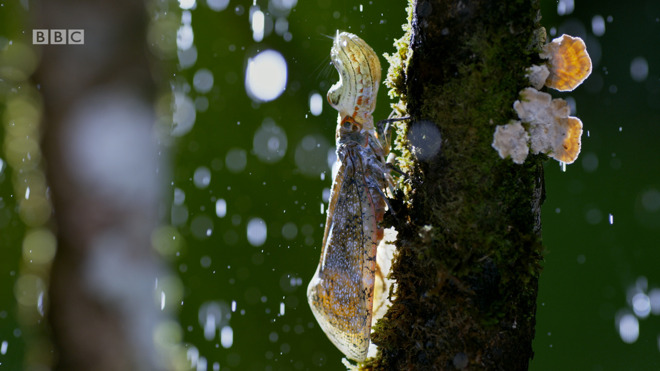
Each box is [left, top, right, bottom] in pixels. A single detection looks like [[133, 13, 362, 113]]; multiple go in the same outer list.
[[307, 147, 380, 362]]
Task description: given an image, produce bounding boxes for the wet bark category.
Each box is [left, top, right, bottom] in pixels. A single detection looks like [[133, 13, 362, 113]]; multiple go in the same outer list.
[[33, 1, 169, 370], [369, 1, 545, 369]]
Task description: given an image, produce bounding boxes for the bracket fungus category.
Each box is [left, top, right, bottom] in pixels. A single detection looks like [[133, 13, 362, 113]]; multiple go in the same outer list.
[[492, 121, 530, 165], [540, 34, 592, 92], [514, 88, 583, 164], [492, 33, 592, 165], [525, 64, 550, 90]]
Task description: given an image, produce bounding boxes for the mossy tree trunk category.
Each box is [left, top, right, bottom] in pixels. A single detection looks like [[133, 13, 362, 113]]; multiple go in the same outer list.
[[370, 1, 545, 369]]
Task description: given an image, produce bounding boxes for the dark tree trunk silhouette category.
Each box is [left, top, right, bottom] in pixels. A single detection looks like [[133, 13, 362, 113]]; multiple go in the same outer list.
[[370, 1, 545, 369], [34, 1, 170, 370]]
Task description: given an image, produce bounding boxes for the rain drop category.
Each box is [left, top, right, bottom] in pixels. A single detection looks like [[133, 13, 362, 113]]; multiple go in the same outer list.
[[630, 57, 649, 82], [649, 289, 660, 315], [309, 92, 323, 116], [172, 92, 196, 137], [191, 215, 213, 240], [253, 119, 287, 163], [247, 217, 267, 247], [581, 152, 598, 173], [632, 293, 651, 318], [245, 50, 287, 102], [225, 148, 247, 173], [178, 45, 198, 69], [275, 17, 289, 36], [294, 134, 331, 177], [591, 15, 605, 36], [177, 23, 194, 50], [221, 326, 233, 348], [641, 189, 660, 212], [408, 120, 442, 161], [617, 313, 639, 344], [251, 9, 265, 42], [557, 0, 574, 15], [173, 188, 185, 205], [207, 0, 229, 12], [193, 166, 211, 189], [215, 199, 227, 218], [585, 208, 602, 225], [171, 204, 189, 226], [193, 68, 214, 94], [281, 222, 297, 240]]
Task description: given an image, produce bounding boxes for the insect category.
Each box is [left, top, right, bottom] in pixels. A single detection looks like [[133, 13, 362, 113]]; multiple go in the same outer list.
[[307, 31, 394, 362]]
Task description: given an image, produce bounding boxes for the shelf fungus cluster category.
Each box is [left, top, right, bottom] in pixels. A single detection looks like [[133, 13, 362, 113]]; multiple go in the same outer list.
[[492, 34, 592, 165]]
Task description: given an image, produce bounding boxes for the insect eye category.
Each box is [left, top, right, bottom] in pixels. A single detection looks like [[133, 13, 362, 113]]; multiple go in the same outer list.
[[341, 117, 361, 132], [341, 117, 360, 132]]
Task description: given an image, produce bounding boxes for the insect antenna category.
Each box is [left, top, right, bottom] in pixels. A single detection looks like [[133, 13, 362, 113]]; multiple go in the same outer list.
[[309, 33, 336, 81]]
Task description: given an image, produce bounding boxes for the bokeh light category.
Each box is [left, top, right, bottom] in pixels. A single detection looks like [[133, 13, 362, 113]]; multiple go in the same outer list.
[[245, 49, 288, 102]]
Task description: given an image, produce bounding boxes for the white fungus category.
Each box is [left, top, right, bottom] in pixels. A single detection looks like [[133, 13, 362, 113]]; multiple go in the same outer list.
[[491, 121, 530, 165]]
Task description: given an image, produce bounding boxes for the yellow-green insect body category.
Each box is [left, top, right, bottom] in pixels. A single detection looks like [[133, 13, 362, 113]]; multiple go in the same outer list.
[[327, 31, 381, 133], [307, 31, 390, 362]]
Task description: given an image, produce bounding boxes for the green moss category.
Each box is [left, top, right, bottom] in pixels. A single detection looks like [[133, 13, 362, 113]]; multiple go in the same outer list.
[[382, 2, 415, 200]]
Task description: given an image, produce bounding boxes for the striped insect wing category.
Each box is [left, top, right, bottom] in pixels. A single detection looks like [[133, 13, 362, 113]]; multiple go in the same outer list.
[[307, 145, 380, 362]]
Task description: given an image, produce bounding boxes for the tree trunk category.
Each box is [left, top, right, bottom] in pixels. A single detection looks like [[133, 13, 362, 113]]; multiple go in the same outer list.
[[33, 1, 170, 370], [370, 1, 545, 369]]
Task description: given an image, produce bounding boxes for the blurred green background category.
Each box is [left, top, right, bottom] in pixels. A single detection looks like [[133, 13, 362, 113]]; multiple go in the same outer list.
[[1, 0, 660, 370]]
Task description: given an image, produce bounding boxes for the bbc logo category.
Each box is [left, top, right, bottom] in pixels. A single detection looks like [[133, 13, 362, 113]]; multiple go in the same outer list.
[[33, 29, 84, 45]]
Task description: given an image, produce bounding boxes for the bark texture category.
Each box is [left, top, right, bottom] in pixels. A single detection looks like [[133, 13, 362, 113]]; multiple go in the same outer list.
[[369, 1, 545, 369], [33, 1, 169, 370]]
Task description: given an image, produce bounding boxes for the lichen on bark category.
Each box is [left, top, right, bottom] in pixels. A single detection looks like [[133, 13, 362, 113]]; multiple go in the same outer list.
[[366, 0, 546, 369]]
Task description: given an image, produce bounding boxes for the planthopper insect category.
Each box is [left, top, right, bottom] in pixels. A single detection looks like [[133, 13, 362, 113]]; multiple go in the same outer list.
[[307, 31, 401, 362]]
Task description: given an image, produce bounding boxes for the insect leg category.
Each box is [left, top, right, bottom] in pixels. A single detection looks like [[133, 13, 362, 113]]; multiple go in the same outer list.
[[388, 166, 405, 177], [375, 116, 410, 151], [373, 181, 395, 215]]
